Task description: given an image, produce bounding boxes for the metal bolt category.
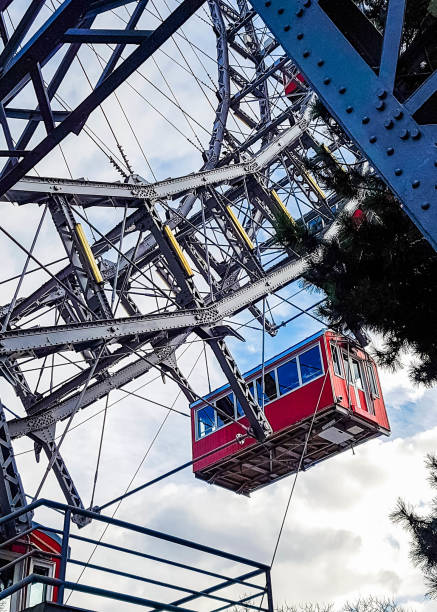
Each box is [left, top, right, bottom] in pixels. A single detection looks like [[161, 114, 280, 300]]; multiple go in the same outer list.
[[339, 86, 346, 94], [346, 106, 353, 113], [411, 128, 421, 140], [296, 8, 304, 16], [303, 50, 310, 57], [284, 25, 290, 31], [384, 119, 394, 129], [394, 110, 403, 120], [394, 168, 403, 176], [317, 59, 324, 66], [265, 1, 271, 6], [297, 32, 304, 39], [412, 180, 420, 189], [387, 147, 394, 156], [304, 0, 311, 6], [400, 129, 410, 140], [362, 116, 370, 124], [376, 101, 385, 111], [278, 7, 284, 13], [369, 135, 377, 143], [323, 77, 331, 85], [421, 202, 430, 210], [377, 89, 387, 99]]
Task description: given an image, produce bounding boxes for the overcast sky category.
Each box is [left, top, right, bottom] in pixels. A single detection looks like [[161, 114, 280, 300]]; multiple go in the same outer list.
[[0, 2, 436, 611]]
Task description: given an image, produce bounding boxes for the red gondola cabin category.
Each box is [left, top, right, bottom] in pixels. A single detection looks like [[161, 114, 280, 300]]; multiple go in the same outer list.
[[191, 330, 390, 494], [0, 526, 62, 610], [284, 72, 305, 98]]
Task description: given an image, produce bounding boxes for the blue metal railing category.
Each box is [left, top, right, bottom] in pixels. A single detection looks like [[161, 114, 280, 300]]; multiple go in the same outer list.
[[0, 498, 273, 611]]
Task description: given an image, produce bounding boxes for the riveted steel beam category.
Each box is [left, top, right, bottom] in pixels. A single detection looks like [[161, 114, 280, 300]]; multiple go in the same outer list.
[[49, 195, 113, 320], [0, 403, 32, 537], [251, 0, 437, 250], [0, 197, 357, 361], [8, 332, 191, 438], [4, 121, 306, 206]]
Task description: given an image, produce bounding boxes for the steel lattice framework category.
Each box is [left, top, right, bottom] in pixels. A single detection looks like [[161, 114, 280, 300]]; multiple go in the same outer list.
[[0, 0, 432, 540]]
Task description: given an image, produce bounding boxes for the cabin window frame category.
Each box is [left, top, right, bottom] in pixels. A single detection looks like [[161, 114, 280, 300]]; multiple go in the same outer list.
[[276, 355, 301, 397], [196, 402, 217, 439], [351, 358, 365, 391], [216, 392, 236, 428], [255, 368, 279, 408], [336, 348, 378, 415], [25, 558, 55, 608], [295, 343, 324, 387], [366, 362, 380, 398], [331, 343, 344, 377]]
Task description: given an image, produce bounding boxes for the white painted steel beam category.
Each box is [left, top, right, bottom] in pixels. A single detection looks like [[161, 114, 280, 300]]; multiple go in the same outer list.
[[3, 121, 306, 205], [0, 198, 355, 359]]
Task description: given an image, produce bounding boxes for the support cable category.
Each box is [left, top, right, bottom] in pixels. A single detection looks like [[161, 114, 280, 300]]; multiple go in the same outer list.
[[253, 379, 330, 611], [97, 434, 249, 513], [89, 393, 110, 510], [1, 205, 47, 331], [32, 346, 105, 501], [257, 337, 343, 609], [65, 344, 205, 603], [261, 296, 266, 412], [14, 342, 198, 459]]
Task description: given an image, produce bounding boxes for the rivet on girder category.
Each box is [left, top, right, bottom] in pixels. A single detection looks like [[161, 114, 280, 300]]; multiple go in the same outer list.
[[323, 77, 331, 85], [376, 101, 385, 111], [303, 50, 310, 57], [421, 203, 430, 210], [387, 147, 394, 156], [412, 180, 420, 188], [377, 89, 387, 99], [297, 32, 304, 39], [304, 0, 311, 6], [369, 136, 377, 143], [411, 128, 421, 140], [384, 120, 394, 130], [346, 106, 353, 113], [362, 116, 370, 124], [394, 168, 403, 176], [317, 59, 324, 66], [284, 25, 290, 31], [265, 1, 271, 6], [296, 8, 304, 16], [400, 129, 410, 140], [394, 110, 403, 120], [278, 8, 284, 14], [339, 87, 346, 94]]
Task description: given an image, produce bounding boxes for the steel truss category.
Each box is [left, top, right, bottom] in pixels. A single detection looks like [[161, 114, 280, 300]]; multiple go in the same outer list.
[[253, 0, 437, 251], [0, 0, 367, 537]]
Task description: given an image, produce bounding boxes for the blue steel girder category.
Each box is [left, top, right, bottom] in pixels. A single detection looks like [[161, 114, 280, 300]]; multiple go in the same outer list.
[[250, 0, 437, 251]]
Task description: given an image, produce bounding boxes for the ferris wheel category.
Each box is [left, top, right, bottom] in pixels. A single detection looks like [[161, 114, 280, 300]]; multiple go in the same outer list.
[[0, 0, 368, 538]]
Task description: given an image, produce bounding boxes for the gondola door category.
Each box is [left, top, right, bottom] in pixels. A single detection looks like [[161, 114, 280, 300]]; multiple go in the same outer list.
[[341, 352, 369, 412]]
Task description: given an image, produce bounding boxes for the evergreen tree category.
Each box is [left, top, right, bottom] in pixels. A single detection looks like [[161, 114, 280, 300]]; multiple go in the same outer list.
[[275, 128, 437, 385], [274, 0, 437, 385], [391, 455, 437, 598]]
